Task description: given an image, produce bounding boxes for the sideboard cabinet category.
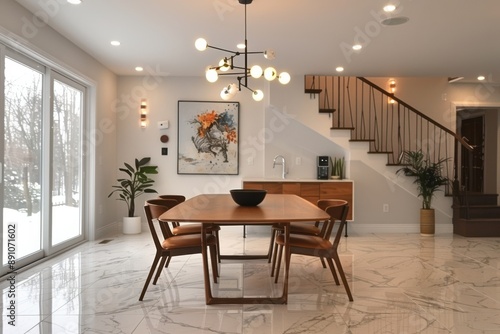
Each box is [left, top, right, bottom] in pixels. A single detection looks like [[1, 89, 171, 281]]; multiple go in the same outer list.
[[242, 180, 353, 220]]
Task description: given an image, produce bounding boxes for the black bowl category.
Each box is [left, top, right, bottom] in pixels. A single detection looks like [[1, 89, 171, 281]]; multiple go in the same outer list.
[[230, 189, 267, 206]]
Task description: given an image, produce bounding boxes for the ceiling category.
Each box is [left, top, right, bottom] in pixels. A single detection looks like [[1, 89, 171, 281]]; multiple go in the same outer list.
[[15, 0, 500, 84]]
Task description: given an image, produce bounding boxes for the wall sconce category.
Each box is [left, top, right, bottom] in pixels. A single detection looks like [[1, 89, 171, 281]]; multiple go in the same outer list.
[[140, 99, 147, 128], [388, 79, 396, 104]]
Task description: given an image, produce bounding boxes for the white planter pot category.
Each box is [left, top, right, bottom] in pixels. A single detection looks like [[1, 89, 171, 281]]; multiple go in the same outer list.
[[123, 216, 141, 234]]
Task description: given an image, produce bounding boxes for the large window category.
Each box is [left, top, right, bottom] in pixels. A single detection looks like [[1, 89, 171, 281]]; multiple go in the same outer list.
[[1, 47, 87, 276]]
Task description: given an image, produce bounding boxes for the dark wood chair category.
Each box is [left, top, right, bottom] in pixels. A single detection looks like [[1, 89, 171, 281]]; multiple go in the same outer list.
[[158, 194, 221, 262], [269, 199, 335, 276], [139, 198, 219, 301], [273, 199, 353, 301]]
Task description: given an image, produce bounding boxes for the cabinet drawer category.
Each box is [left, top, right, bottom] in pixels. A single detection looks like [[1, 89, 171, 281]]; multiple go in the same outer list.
[[282, 183, 300, 195], [300, 183, 319, 197], [243, 182, 282, 194]]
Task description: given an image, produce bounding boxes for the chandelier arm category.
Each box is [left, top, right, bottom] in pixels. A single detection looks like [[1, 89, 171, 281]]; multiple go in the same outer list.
[[218, 72, 248, 76], [206, 45, 240, 55]]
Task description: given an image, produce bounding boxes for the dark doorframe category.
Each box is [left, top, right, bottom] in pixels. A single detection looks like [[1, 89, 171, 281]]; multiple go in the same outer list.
[[459, 115, 484, 192]]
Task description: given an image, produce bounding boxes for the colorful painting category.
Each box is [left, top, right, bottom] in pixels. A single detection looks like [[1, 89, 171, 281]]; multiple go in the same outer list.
[[177, 101, 239, 175]]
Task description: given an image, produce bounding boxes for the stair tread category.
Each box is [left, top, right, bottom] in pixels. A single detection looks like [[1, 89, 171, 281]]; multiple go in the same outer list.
[[331, 127, 355, 130], [456, 217, 500, 222], [305, 88, 322, 94]]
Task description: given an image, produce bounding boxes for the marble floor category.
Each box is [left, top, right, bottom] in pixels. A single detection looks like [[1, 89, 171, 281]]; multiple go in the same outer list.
[[1, 226, 500, 334]]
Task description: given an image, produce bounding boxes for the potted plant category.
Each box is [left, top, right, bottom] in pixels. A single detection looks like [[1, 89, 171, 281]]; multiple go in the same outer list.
[[396, 150, 449, 235], [108, 157, 158, 234], [331, 156, 344, 179]]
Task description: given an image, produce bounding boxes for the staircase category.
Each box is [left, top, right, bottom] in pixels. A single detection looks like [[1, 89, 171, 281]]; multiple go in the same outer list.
[[453, 193, 500, 236], [304, 75, 500, 237]]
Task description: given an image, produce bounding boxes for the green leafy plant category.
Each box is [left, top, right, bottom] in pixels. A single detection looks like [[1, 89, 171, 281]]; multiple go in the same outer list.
[[396, 150, 449, 209], [331, 156, 344, 179], [108, 157, 158, 217]]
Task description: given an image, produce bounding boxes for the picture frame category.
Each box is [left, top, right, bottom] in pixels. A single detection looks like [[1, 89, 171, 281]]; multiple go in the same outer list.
[[177, 100, 239, 175]]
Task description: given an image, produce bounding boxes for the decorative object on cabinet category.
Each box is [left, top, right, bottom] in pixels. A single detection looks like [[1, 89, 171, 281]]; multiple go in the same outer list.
[[396, 150, 449, 235], [177, 101, 239, 175], [331, 157, 345, 179]]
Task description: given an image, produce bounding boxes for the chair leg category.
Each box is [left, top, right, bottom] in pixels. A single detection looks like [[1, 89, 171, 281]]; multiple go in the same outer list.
[[320, 257, 327, 268], [214, 229, 221, 264], [267, 228, 277, 263], [153, 255, 169, 285], [139, 254, 161, 301], [209, 244, 218, 284], [274, 244, 284, 283], [165, 255, 172, 268], [270, 240, 280, 277], [332, 253, 353, 301], [325, 257, 340, 285]]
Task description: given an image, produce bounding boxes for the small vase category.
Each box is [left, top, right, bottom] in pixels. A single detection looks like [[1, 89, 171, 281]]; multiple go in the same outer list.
[[123, 216, 141, 234]]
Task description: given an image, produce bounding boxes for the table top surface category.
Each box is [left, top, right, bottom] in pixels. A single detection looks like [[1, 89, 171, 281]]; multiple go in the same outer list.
[[159, 194, 329, 224]]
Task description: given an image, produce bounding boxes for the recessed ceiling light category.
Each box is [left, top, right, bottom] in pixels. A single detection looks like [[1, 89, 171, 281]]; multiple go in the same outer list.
[[135, 67, 144, 72], [336, 66, 344, 72], [110, 41, 120, 46], [67, 0, 82, 4], [381, 16, 409, 26], [237, 43, 246, 49], [477, 75, 485, 81], [383, 4, 396, 12], [352, 44, 362, 51]]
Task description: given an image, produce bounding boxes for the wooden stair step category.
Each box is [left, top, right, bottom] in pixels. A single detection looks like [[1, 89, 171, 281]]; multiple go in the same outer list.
[[304, 88, 322, 94], [453, 217, 500, 237], [331, 126, 355, 130], [455, 193, 498, 206], [454, 205, 500, 219]]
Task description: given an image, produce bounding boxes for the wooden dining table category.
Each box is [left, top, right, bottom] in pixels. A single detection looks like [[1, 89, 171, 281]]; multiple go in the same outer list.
[[159, 193, 330, 305]]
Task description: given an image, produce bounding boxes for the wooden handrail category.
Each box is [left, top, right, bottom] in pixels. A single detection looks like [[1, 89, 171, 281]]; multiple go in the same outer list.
[[356, 77, 473, 151]]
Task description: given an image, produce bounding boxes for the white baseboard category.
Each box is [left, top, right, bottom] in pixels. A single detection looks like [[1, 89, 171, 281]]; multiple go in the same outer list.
[[346, 223, 453, 235]]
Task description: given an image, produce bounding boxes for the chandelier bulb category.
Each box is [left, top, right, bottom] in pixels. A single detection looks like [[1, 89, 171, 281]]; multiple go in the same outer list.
[[206, 68, 219, 83], [263, 50, 275, 60], [278, 72, 291, 85], [250, 65, 263, 78], [219, 58, 230, 72], [195, 38, 208, 51], [264, 67, 277, 81], [252, 89, 264, 101]]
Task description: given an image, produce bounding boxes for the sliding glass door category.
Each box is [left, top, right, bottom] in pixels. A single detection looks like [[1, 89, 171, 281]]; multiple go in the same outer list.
[[2, 52, 44, 270], [1, 47, 86, 276], [51, 74, 84, 249]]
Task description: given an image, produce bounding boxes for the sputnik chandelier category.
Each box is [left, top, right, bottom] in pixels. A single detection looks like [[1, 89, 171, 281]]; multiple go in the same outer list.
[[195, 0, 290, 101]]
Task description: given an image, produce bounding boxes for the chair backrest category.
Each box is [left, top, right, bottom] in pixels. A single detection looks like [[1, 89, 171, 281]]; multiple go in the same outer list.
[[158, 194, 186, 204], [157, 195, 186, 227], [144, 199, 179, 249], [324, 201, 349, 248], [317, 199, 348, 237]]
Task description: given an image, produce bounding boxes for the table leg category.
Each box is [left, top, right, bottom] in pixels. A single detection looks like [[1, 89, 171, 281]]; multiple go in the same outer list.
[[202, 222, 289, 305], [201, 223, 213, 304], [283, 223, 290, 304]]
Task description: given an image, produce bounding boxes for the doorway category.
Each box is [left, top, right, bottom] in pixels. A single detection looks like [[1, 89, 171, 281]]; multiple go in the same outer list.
[[457, 106, 500, 195], [460, 115, 484, 192]]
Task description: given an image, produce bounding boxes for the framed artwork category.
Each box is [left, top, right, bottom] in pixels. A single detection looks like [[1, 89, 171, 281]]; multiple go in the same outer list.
[[177, 100, 239, 175]]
